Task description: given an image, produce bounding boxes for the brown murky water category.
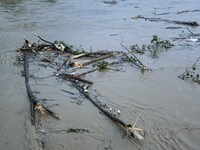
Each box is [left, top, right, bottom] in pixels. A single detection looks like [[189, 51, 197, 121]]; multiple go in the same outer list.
[[0, 0, 200, 149]]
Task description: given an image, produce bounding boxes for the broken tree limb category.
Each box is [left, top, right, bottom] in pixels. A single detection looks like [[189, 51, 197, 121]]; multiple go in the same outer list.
[[132, 15, 199, 27], [24, 51, 61, 125], [71, 81, 144, 140], [57, 55, 72, 71], [178, 56, 200, 79], [122, 52, 144, 69], [41, 56, 53, 63], [82, 53, 115, 66], [76, 68, 98, 77], [177, 9, 200, 15], [24, 51, 36, 125], [72, 53, 87, 59], [34, 34, 64, 52], [34, 34, 54, 45], [121, 44, 147, 70], [60, 73, 93, 84]]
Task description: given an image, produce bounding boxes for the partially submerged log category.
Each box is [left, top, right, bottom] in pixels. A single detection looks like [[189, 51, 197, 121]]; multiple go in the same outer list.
[[68, 53, 115, 68], [132, 15, 199, 27], [24, 51, 36, 124], [59, 73, 93, 84], [82, 53, 115, 66], [24, 51, 61, 125], [76, 68, 98, 77], [71, 81, 144, 140]]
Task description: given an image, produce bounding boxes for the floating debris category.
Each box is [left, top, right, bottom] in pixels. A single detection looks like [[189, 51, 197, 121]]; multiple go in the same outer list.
[[102, 0, 117, 4], [178, 57, 200, 84], [130, 35, 174, 58]]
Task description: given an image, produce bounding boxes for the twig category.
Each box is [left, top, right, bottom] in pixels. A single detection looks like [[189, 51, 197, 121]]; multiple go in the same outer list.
[[178, 57, 200, 78], [34, 34, 61, 51], [60, 89, 75, 95], [76, 68, 98, 77], [57, 55, 71, 71], [122, 52, 144, 69], [186, 27, 195, 36], [121, 44, 147, 69], [133, 113, 141, 128], [60, 73, 93, 84], [72, 53, 87, 59], [42, 56, 53, 63], [34, 33, 54, 45]]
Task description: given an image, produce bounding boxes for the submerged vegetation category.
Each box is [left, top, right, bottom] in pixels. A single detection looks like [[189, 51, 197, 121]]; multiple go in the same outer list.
[[97, 61, 109, 71], [178, 57, 200, 84], [130, 35, 174, 58]]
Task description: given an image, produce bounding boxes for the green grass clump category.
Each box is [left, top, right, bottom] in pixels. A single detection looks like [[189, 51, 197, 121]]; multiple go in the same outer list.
[[97, 61, 109, 71]]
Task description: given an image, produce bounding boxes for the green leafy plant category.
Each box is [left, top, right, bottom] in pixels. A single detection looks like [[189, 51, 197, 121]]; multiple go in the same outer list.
[[72, 45, 85, 55], [130, 44, 145, 54], [130, 35, 174, 58], [97, 61, 109, 71], [178, 57, 200, 84]]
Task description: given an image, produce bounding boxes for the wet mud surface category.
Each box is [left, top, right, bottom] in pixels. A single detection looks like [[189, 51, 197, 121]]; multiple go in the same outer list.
[[0, 0, 200, 150]]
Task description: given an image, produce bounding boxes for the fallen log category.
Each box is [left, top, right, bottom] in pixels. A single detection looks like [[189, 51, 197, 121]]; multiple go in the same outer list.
[[132, 15, 199, 27], [71, 81, 144, 140], [24, 51, 36, 124], [24, 51, 61, 125]]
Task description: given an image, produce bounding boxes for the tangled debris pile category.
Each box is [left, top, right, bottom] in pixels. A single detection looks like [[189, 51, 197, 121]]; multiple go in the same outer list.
[[16, 35, 146, 144]]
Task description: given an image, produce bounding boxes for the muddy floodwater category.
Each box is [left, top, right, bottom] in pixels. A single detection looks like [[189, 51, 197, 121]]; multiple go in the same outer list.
[[0, 0, 200, 150]]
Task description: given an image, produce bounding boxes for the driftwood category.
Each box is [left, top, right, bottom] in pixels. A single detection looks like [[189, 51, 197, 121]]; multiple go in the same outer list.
[[71, 81, 144, 140], [42, 56, 53, 63], [82, 53, 115, 66], [24, 51, 61, 125], [123, 52, 143, 69], [35, 34, 65, 52], [177, 9, 200, 15], [57, 55, 71, 71], [76, 68, 98, 77], [178, 56, 200, 80], [24, 51, 36, 124], [132, 15, 199, 27], [72, 53, 87, 59], [68, 53, 115, 68], [121, 44, 147, 70], [60, 73, 93, 84]]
